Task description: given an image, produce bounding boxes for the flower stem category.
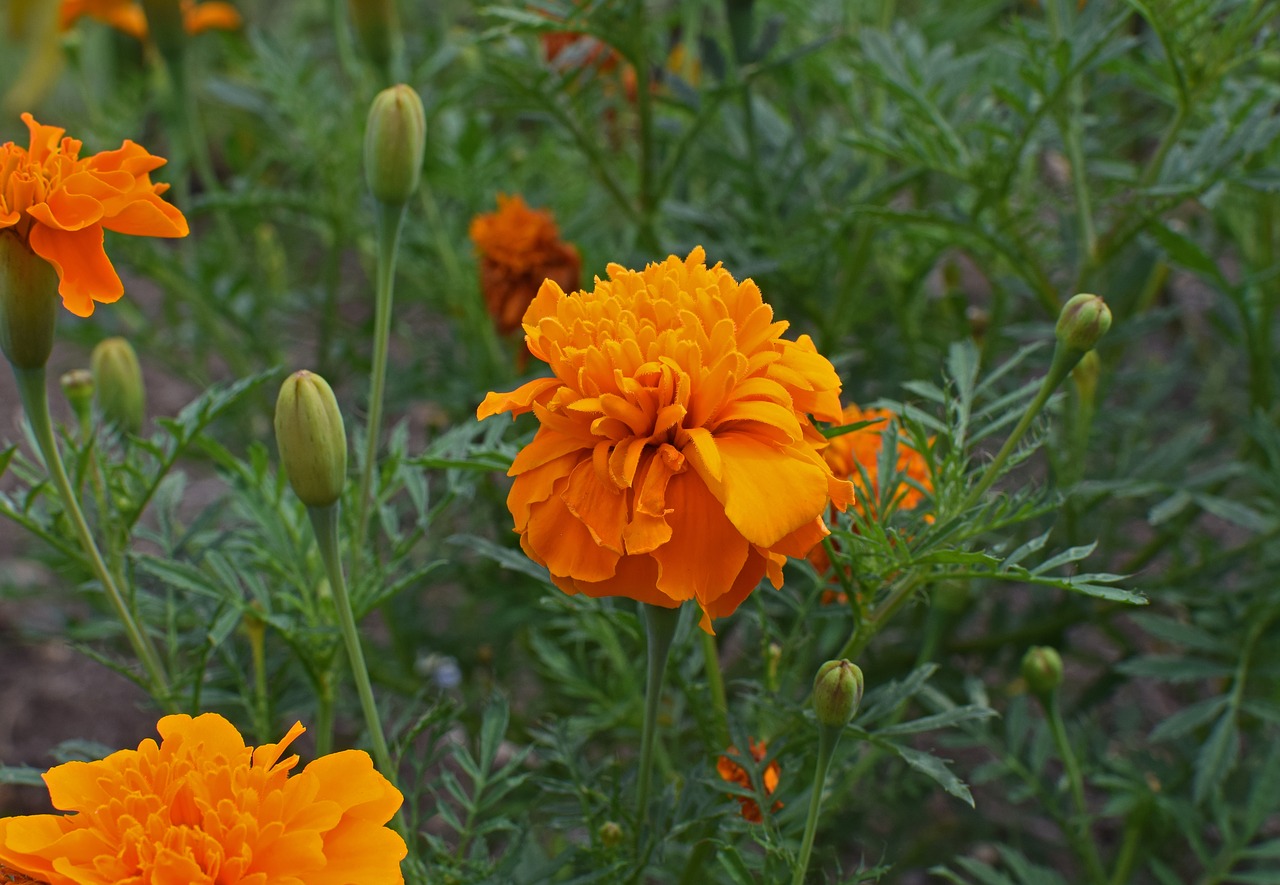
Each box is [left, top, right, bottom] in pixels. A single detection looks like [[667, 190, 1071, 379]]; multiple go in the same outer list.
[[636, 604, 681, 830], [315, 670, 336, 757], [354, 201, 407, 575], [307, 502, 396, 782], [792, 723, 842, 885], [1046, 691, 1106, 884], [14, 367, 172, 708], [700, 629, 730, 748]]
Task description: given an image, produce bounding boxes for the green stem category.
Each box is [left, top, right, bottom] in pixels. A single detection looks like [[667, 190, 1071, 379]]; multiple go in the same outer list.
[[307, 503, 396, 781], [1108, 803, 1148, 885], [315, 670, 336, 757], [791, 724, 842, 885], [248, 615, 271, 745], [960, 340, 1084, 511], [700, 630, 730, 748], [629, 0, 660, 253], [636, 604, 681, 830], [14, 367, 173, 708], [354, 201, 407, 573], [837, 573, 923, 662], [1046, 691, 1106, 884]]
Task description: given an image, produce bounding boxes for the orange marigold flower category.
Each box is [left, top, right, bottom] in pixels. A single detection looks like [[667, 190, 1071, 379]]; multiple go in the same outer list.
[[823, 403, 932, 517], [0, 713, 407, 885], [717, 738, 782, 823], [469, 194, 581, 336], [0, 113, 188, 317], [477, 247, 854, 633], [59, 0, 243, 40]]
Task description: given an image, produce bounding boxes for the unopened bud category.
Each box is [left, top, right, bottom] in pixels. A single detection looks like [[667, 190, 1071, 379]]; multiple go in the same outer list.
[[274, 370, 348, 508], [364, 84, 426, 206], [812, 659, 864, 728], [0, 235, 59, 371], [1055, 293, 1111, 352], [91, 337, 146, 434], [60, 369, 94, 430], [598, 821, 624, 849], [1021, 646, 1063, 700]]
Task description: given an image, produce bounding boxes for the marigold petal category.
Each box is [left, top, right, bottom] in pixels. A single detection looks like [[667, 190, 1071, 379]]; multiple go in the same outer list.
[[555, 553, 680, 609], [698, 548, 768, 631], [716, 432, 831, 547], [28, 223, 121, 317], [526, 476, 621, 583], [101, 194, 189, 238], [26, 190, 103, 231], [562, 458, 628, 553], [183, 1, 243, 34], [477, 376, 560, 420], [652, 471, 749, 608], [772, 516, 829, 559], [508, 425, 592, 477], [507, 451, 583, 532], [310, 820, 407, 885]]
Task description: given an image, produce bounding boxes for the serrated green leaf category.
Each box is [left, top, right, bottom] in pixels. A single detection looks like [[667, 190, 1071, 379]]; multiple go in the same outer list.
[[1193, 712, 1239, 804], [882, 742, 975, 807], [1150, 695, 1230, 742]]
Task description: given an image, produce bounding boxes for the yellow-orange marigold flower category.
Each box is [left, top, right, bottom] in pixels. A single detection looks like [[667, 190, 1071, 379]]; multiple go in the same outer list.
[[0, 713, 406, 885], [469, 194, 581, 336], [717, 738, 782, 823], [0, 113, 188, 317], [59, 0, 243, 41], [477, 247, 854, 633]]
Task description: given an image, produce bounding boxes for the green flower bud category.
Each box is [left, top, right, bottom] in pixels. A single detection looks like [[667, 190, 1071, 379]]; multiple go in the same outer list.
[[598, 821, 624, 849], [275, 370, 348, 508], [91, 337, 146, 434], [812, 659, 864, 728], [1055, 293, 1111, 353], [1021, 646, 1064, 701], [0, 234, 58, 371], [60, 368, 94, 431], [364, 84, 426, 207]]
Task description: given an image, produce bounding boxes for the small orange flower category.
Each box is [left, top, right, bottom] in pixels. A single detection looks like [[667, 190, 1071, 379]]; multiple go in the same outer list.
[[822, 404, 932, 517], [477, 247, 854, 633], [59, 0, 243, 41], [469, 194, 581, 336], [717, 738, 782, 823], [0, 113, 188, 317], [0, 713, 407, 884]]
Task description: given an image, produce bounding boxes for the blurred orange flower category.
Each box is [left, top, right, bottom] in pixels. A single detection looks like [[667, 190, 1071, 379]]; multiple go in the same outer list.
[[717, 738, 782, 823], [823, 404, 932, 517], [0, 713, 407, 885], [59, 0, 242, 40], [0, 113, 188, 317], [469, 194, 581, 336], [477, 247, 854, 633]]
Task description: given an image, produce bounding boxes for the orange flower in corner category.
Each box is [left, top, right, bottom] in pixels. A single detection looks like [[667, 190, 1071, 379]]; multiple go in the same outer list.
[[717, 738, 782, 823], [0, 113, 188, 317], [59, 0, 243, 41], [469, 194, 581, 336], [477, 247, 854, 633], [0, 713, 407, 885]]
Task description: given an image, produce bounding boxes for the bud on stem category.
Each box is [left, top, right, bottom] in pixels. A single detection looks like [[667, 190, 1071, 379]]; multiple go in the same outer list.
[[1021, 645, 1064, 702], [364, 84, 426, 207], [812, 659, 864, 728], [275, 370, 348, 508], [91, 338, 146, 434]]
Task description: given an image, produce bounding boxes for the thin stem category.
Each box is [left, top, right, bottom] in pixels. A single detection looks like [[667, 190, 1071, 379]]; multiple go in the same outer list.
[[14, 367, 173, 708], [315, 670, 336, 757], [700, 630, 730, 748], [354, 201, 407, 573], [837, 573, 923, 662], [1046, 691, 1106, 884], [791, 724, 841, 885], [247, 614, 271, 745], [636, 604, 681, 830], [307, 503, 396, 781]]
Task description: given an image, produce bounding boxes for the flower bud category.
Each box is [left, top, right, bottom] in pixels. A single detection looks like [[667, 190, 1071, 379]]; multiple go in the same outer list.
[[364, 84, 426, 207], [274, 370, 348, 508], [812, 659, 864, 728], [91, 337, 146, 434], [1021, 646, 1063, 700], [0, 234, 59, 371], [1055, 293, 1111, 352], [60, 368, 94, 431], [598, 821, 624, 849]]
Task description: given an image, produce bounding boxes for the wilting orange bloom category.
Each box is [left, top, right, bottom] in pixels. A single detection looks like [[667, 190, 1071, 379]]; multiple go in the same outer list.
[[469, 194, 581, 336], [59, 0, 243, 41], [717, 738, 782, 823], [0, 113, 188, 317], [477, 247, 854, 633], [0, 713, 406, 885]]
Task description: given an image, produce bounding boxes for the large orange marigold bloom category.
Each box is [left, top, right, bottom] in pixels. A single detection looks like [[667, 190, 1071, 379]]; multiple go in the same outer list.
[[477, 247, 854, 632], [59, 0, 243, 41], [469, 194, 581, 336], [717, 738, 782, 823], [0, 713, 406, 885], [0, 113, 188, 317]]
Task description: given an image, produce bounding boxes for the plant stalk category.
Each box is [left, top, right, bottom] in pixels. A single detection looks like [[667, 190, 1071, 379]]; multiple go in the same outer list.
[[636, 603, 681, 830], [791, 723, 842, 885]]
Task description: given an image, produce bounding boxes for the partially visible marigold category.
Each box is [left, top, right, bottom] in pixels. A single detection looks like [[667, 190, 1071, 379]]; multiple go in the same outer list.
[[469, 194, 581, 336], [823, 404, 933, 517], [477, 247, 854, 633], [0, 113, 188, 317], [0, 713, 406, 885], [717, 738, 782, 823], [59, 0, 243, 41]]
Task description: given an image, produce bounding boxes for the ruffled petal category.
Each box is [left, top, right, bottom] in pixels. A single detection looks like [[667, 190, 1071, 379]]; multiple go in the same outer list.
[[715, 432, 830, 548], [29, 222, 121, 317], [526, 475, 621, 583], [652, 470, 750, 609]]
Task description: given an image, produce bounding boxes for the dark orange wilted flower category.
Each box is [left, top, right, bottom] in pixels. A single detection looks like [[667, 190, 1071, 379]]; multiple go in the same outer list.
[[469, 194, 581, 337], [0, 713, 407, 885], [59, 0, 242, 41], [0, 113, 188, 317], [717, 738, 782, 823], [477, 247, 854, 633]]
